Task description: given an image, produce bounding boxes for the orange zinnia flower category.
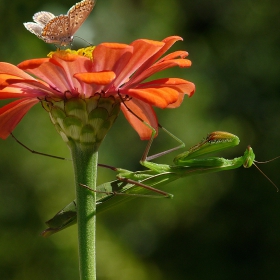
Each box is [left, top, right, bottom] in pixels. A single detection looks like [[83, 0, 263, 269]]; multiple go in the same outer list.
[[0, 36, 194, 140]]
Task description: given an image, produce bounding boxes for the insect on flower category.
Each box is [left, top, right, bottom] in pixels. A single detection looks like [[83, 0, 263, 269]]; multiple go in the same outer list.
[[23, 0, 95, 46]]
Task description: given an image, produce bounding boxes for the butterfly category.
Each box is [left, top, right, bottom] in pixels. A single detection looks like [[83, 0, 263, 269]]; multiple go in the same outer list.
[[23, 0, 95, 46]]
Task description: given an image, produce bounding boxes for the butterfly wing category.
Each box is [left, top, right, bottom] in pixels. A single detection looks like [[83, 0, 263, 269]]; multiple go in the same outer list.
[[23, 22, 43, 39], [33, 12, 55, 26], [41, 15, 72, 45], [68, 0, 95, 35]]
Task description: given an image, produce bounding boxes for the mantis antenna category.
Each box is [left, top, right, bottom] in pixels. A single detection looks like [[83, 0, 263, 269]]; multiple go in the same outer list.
[[253, 157, 280, 192]]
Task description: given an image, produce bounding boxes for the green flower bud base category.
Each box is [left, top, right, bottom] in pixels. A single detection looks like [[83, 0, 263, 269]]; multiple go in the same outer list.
[[42, 95, 121, 153]]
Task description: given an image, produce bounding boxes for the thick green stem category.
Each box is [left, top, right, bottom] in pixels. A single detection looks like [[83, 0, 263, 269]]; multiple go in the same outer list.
[[70, 142, 98, 280], [45, 95, 121, 278]]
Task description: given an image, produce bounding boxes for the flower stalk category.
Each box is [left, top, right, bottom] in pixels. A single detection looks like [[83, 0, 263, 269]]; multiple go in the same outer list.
[[43, 95, 121, 279], [71, 142, 97, 279]]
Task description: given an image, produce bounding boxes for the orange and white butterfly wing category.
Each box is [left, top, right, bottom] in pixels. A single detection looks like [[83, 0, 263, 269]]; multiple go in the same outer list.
[[24, 22, 44, 39], [41, 15, 72, 45], [33, 12, 55, 26], [68, 0, 95, 35]]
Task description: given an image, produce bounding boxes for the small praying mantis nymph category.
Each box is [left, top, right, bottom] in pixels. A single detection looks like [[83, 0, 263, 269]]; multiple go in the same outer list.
[[41, 131, 279, 237]]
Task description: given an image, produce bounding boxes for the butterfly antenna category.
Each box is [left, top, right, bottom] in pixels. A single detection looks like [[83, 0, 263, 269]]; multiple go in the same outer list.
[[74, 36, 93, 46]]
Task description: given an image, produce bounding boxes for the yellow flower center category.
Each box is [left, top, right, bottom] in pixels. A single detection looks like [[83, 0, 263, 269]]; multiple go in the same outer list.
[[47, 46, 95, 60]]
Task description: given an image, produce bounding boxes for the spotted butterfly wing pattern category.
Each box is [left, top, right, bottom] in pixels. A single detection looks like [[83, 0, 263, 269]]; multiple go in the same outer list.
[[68, 0, 95, 34], [23, 0, 95, 46], [41, 15, 72, 45], [24, 12, 55, 40], [33, 12, 55, 26]]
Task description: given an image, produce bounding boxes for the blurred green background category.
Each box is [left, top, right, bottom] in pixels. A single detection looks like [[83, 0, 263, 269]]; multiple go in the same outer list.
[[1, 0, 280, 279]]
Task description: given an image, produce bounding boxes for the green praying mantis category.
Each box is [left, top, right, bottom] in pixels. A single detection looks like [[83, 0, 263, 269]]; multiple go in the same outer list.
[[8, 98, 279, 237], [40, 131, 279, 237]]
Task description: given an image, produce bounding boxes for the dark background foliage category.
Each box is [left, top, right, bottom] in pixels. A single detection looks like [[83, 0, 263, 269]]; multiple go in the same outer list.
[[0, 0, 280, 279]]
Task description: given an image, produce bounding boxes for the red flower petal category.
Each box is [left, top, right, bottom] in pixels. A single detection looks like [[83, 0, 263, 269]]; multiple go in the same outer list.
[[0, 62, 35, 79], [129, 36, 184, 84], [0, 74, 59, 99], [121, 98, 158, 140], [0, 98, 39, 139], [138, 78, 195, 97], [51, 51, 80, 62], [74, 71, 116, 85], [121, 78, 194, 109], [122, 87, 179, 109], [157, 51, 189, 63], [19, 58, 73, 94], [93, 43, 133, 73], [49, 54, 94, 93], [0, 74, 25, 89], [126, 58, 192, 89], [107, 39, 164, 88]]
